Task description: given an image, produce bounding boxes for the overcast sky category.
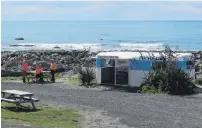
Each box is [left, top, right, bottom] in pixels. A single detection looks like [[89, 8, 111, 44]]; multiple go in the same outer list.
[[2, 1, 202, 21]]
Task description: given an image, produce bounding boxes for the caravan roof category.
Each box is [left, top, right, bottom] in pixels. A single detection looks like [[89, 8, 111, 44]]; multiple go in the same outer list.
[[96, 52, 193, 61]]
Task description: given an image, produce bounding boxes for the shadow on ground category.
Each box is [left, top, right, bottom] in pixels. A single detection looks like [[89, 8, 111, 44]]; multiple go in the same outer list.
[[193, 86, 202, 94], [100, 84, 140, 93], [27, 81, 64, 85], [2, 106, 41, 112]]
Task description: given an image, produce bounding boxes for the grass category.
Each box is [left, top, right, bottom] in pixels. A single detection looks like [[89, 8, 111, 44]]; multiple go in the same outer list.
[[1, 73, 62, 83], [57, 74, 81, 85], [1, 102, 80, 128], [55, 73, 61, 79], [1, 77, 22, 83], [1, 74, 81, 87], [67, 76, 81, 85], [140, 85, 165, 94]]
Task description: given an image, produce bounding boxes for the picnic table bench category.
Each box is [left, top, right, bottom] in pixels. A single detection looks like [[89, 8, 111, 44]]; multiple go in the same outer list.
[[1, 90, 39, 111], [26, 71, 51, 83]]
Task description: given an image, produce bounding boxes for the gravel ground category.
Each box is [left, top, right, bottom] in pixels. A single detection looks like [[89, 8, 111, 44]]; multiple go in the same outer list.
[[1, 82, 202, 128]]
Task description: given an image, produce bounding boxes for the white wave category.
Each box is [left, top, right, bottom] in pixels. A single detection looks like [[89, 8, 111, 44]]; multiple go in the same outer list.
[[2, 42, 193, 52], [7, 43, 102, 51], [120, 43, 164, 51]]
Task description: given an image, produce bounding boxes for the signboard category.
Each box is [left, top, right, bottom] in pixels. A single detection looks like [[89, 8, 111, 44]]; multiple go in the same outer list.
[[138, 56, 164, 60], [98, 56, 118, 59], [115, 59, 128, 85], [116, 59, 128, 67]]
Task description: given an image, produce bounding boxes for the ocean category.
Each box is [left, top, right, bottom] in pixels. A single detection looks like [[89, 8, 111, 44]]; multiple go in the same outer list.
[[1, 21, 202, 51]]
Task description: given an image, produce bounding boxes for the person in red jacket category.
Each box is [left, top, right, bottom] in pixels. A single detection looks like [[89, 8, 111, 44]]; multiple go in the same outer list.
[[35, 64, 41, 81], [21, 60, 29, 83]]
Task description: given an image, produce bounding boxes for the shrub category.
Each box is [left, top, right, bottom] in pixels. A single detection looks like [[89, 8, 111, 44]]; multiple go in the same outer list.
[[196, 78, 202, 85], [140, 46, 195, 95], [79, 67, 95, 86], [195, 65, 200, 72]]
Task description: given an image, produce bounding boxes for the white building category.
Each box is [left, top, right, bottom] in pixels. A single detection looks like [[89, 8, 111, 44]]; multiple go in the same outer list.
[[95, 52, 195, 87]]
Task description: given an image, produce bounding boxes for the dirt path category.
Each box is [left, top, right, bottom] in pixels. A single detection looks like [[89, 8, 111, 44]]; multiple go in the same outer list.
[[2, 82, 202, 128]]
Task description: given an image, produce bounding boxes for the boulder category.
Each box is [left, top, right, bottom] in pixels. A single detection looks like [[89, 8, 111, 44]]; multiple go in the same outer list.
[[15, 37, 24, 40], [55, 68, 66, 73]]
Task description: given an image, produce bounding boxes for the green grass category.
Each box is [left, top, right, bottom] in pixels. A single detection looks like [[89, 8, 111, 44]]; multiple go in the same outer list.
[[67, 76, 81, 85], [57, 74, 81, 85], [55, 73, 61, 79], [140, 85, 165, 94], [1, 102, 80, 128], [1, 77, 22, 83], [1, 74, 81, 85]]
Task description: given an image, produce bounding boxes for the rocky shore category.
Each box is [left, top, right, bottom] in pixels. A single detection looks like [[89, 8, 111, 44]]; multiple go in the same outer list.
[[1, 49, 202, 77], [1, 50, 98, 76]]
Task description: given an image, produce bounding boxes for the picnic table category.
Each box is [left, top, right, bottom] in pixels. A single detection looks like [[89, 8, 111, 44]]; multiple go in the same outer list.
[[26, 71, 51, 83], [1, 90, 39, 110]]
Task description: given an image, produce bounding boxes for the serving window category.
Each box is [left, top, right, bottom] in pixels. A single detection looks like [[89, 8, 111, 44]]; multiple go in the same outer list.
[[101, 59, 115, 67]]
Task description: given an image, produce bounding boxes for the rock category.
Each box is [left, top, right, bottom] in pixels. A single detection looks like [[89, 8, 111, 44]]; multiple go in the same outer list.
[[55, 68, 66, 73], [54, 46, 60, 49], [15, 37, 24, 40], [23, 53, 29, 57], [51, 53, 59, 56], [10, 53, 16, 57], [1, 50, 97, 76], [36, 52, 40, 56]]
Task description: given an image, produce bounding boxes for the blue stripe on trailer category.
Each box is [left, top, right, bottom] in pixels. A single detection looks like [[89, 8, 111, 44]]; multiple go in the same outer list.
[[176, 61, 187, 71], [129, 60, 152, 71], [96, 59, 102, 68]]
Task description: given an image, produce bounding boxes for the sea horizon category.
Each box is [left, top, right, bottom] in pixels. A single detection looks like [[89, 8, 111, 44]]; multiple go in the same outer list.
[[2, 20, 202, 51]]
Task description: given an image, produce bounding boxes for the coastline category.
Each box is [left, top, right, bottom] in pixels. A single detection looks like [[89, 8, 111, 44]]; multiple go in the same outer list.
[[1, 49, 97, 76], [2, 42, 202, 52], [1, 49, 202, 77]]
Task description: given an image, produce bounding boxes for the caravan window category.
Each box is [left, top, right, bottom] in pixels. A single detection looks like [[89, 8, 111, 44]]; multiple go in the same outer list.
[[102, 59, 115, 67], [152, 62, 166, 70]]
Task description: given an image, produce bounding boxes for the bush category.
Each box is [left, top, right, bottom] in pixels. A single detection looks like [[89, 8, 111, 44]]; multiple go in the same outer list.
[[196, 78, 202, 85], [79, 67, 95, 86], [140, 46, 195, 95]]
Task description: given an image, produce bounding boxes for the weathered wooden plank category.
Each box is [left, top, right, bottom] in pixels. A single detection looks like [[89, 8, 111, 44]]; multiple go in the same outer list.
[[18, 96, 39, 102], [28, 71, 50, 74], [2, 90, 33, 96], [1, 98, 19, 103]]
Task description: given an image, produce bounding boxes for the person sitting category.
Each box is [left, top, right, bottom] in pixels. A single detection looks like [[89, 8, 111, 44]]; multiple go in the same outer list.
[[39, 64, 44, 83], [35, 64, 43, 83]]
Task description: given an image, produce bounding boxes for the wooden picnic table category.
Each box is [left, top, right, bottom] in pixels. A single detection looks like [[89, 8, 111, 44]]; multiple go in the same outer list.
[[1, 90, 39, 110], [28, 71, 50, 74], [26, 71, 51, 83]]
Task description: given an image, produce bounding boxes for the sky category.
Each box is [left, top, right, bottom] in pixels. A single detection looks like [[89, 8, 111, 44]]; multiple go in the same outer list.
[[2, 1, 202, 21]]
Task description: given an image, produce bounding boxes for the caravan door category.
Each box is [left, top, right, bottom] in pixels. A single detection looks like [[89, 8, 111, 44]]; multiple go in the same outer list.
[[115, 59, 129, 85], [101, 59, 115, 84]]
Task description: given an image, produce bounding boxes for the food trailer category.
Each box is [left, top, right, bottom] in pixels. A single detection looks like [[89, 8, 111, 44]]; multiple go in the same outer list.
[[95, 52, 195, 87]]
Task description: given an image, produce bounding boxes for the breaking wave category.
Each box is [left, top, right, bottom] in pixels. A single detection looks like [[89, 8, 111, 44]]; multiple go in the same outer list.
[[120, 43, 164, 51], [3, 43, 102, 51], [1, 42, 175, 52]]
